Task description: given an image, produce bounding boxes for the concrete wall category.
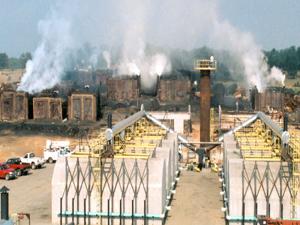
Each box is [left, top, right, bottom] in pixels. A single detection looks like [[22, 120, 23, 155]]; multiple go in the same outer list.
[[223, 133, 299, 224], [52, 157, 167, 225]]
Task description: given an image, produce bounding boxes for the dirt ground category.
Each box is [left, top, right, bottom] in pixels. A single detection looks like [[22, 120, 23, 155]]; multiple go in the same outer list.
[[166, 168, 225, 225], [0, 129, 78, 162]]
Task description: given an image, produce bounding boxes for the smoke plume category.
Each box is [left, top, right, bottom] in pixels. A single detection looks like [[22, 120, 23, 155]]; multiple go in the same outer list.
[[18, 11, 73, 93], [18, 0, 284, 93], [267, 66, 286, 86], [102, 51, 111, 69]]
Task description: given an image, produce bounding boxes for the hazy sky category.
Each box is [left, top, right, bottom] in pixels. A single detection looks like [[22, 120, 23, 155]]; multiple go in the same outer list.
[[0, 0, 299, 56]]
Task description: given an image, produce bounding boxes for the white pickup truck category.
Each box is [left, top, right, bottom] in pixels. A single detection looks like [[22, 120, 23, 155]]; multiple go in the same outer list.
[[20, 152, 46, 169], [43, 140, 71, 163]]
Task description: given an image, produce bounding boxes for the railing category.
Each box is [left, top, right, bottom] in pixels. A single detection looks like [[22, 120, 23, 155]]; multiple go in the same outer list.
[[194, 59, 217, 71]]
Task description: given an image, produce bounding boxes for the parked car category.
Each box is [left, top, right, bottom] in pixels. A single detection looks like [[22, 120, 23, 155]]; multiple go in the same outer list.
[[44, 140, 71, 163], [0, 163, 16, 180], [44, 148, 71, 163], [5, 157, 31, 176], [20, 153, 46, 169]]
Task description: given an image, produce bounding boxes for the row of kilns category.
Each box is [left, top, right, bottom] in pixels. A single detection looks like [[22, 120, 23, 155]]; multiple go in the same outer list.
[[106, 76, 191, 104], [0, 91, 96, 122]]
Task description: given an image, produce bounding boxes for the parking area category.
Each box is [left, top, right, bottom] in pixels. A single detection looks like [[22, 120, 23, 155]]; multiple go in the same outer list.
[[0, 164, 225, 225], [0, 164, 54, 225]]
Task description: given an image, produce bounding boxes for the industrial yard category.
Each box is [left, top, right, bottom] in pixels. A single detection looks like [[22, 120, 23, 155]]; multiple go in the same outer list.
[[0, 59, 300, 225], [1, 1, 300, 225]]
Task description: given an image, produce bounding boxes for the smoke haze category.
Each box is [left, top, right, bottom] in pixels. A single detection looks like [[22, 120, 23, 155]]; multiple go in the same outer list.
[[18, 0, 285, 93], [18, 9, 74, 93]]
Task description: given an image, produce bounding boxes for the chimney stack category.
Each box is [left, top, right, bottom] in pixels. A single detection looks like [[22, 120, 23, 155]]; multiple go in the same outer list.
[[194, 57, 217, 143]]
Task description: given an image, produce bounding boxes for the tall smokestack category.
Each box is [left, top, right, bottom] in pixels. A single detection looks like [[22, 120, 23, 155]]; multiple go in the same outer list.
[[194, 57, 217, 143]]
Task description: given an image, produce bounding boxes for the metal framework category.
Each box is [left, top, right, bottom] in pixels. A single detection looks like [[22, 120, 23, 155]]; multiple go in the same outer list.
[[59, 157, 149, 225], [241, 162, 291, 222], [227, 112, 300, 218], [194, 59, 217, 71], [235, 119, 281, 160]]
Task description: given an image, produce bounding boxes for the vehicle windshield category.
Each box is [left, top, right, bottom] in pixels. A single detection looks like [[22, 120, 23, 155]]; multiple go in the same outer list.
[[60, 149, 70, 155], [9, 159, 21, 164], [0, 164, 9, 170]]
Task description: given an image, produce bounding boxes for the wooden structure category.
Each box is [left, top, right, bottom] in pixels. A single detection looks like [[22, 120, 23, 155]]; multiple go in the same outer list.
[[68, 93, 96, 121], [33, 97, 62, 120]]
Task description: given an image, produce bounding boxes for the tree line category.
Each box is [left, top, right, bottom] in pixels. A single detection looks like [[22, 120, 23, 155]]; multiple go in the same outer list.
[[264, 46, 300, 78], [0, 52, 32, 69]]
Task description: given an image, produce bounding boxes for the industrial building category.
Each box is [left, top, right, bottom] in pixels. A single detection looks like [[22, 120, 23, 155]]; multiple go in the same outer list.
[[52, 109, 182, 225], [221, 112, 300, 224]]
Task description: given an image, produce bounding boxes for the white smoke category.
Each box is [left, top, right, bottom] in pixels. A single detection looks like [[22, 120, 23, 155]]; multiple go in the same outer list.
[[210, 18, 284, 92], [111, 0, 283, 92], [118, 61, 141, 75], [89, 53, 98, 69], [116, 53, 171, 91], [17, 0, 286, 93], [150, 54, 171, 76], [267, 66, 286, 86], [18, 13, 73, 93], [114, 0, 172, 91], [102, 51, 111, 69]]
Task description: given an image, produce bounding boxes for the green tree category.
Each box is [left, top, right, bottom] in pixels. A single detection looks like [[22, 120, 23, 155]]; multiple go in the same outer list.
[[8, 57, 22, 69], [0, 53, 9, 69], [265, 46, 300, 78], [19, 52, 32, 68]]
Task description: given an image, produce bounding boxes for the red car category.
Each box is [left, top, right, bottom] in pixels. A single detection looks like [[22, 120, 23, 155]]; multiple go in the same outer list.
[[0, 163, 16, 180], [5, 158, 31, 176]]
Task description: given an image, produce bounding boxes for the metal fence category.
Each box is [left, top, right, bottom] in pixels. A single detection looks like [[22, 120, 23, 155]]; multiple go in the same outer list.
[[59, 157, 150, 225]]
